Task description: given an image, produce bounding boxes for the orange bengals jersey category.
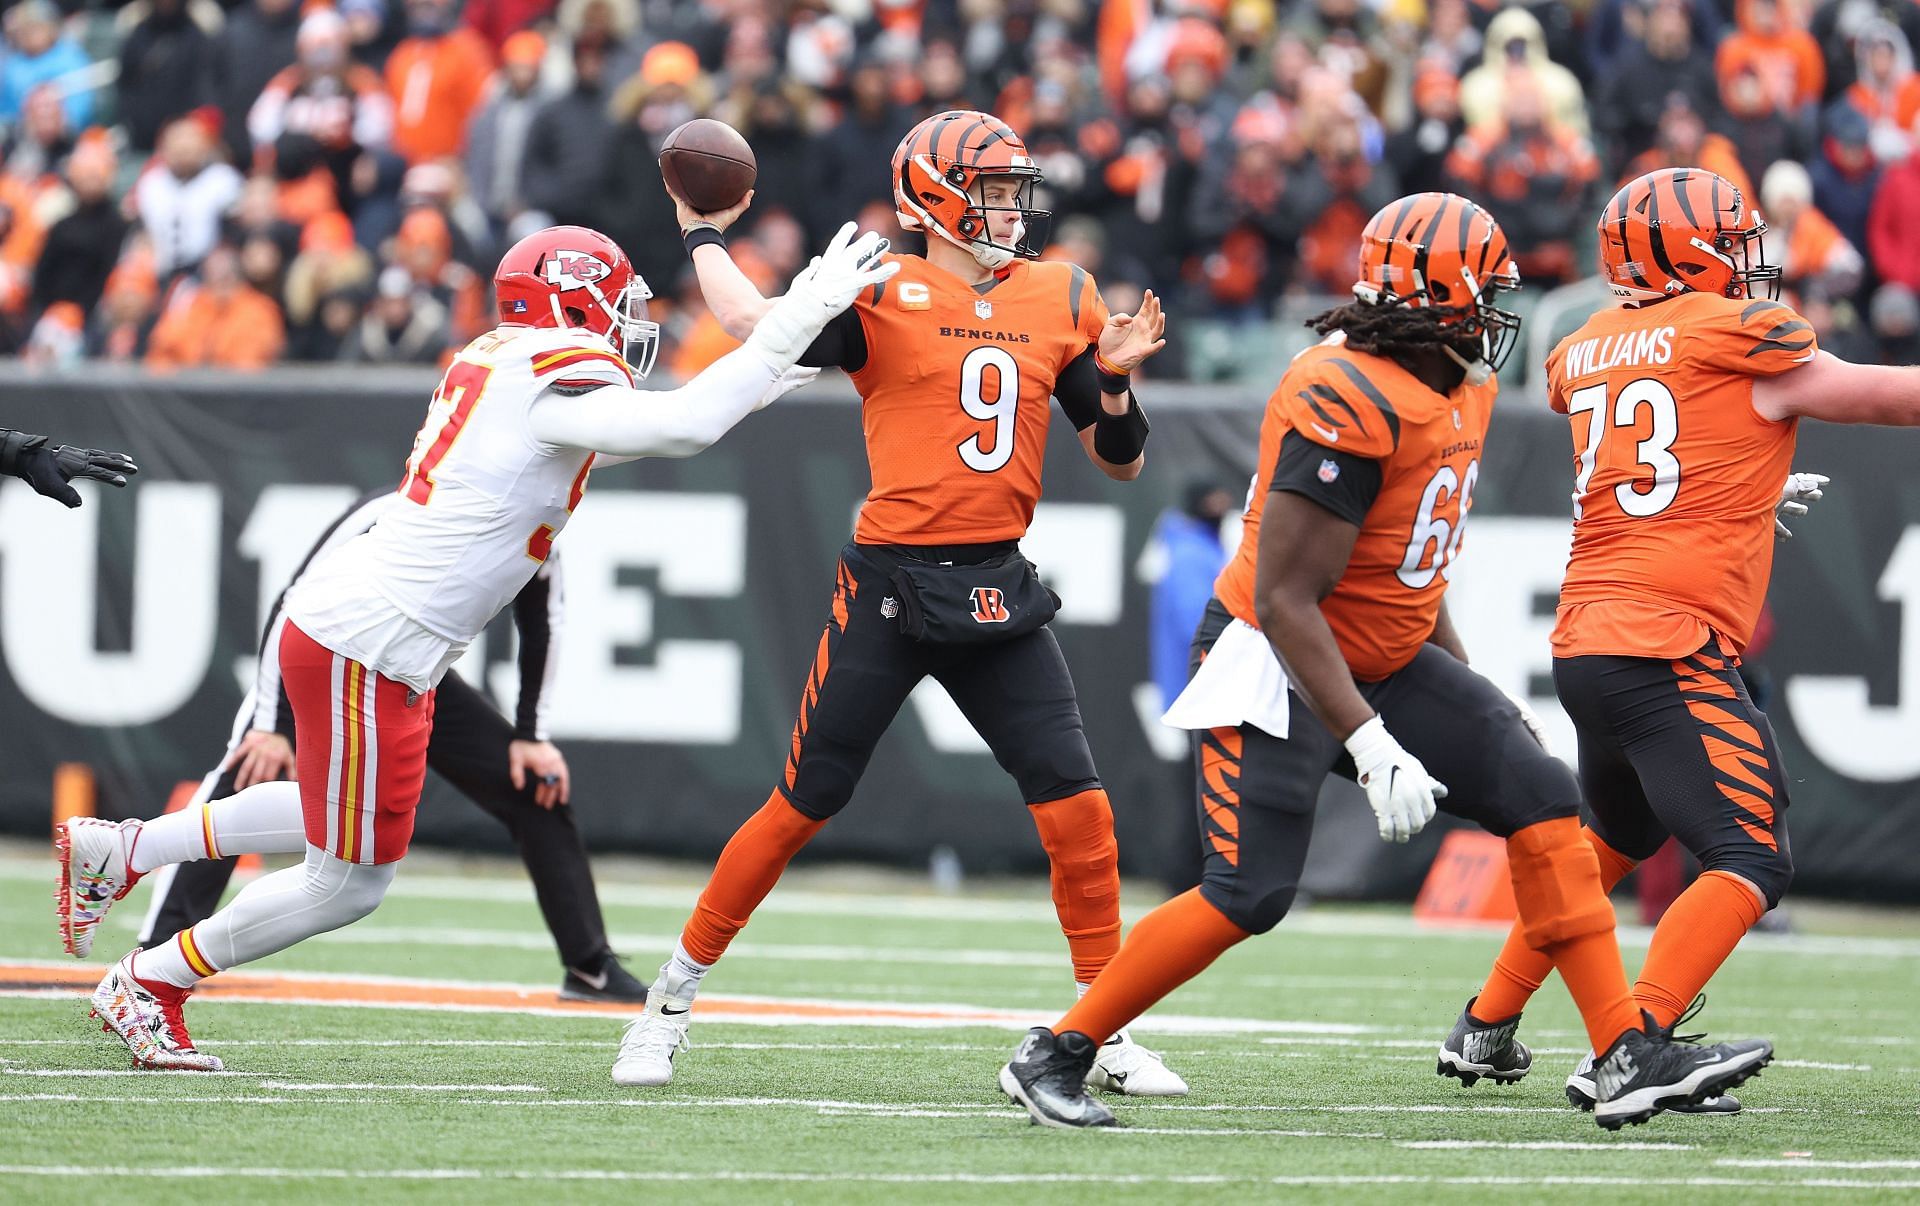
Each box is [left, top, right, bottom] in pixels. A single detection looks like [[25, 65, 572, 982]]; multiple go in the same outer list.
[[1215, 337, 1496, 682], [1548, 292, 1816, 659], [846, 254, 1107, 545]]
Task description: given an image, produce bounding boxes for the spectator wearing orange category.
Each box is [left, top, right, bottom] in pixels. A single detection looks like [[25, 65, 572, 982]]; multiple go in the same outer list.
[[1291, 105, 1401, 296], [1620, 92, 1754, 201], [1760, 159, 1863, 304], [250, 9, 393, 197], [31, 139, 127, 324], [1715, 0, 1823, 116], [1847, 20, 1920, 164], [1460, 8, 1590, 138], [284, 211, 374, 347], [1444, 72, 1599, 285], [387, 0, 495, 164], [1718, 60, 1810, 190], [146, 243, 287, 370], [389, 207, 485, 342], [88, 239, 161, 361]]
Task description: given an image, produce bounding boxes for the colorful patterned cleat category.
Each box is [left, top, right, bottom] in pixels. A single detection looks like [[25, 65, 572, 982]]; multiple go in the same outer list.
[[56, 817, 144, 958], [89, 954, 222, 1072]]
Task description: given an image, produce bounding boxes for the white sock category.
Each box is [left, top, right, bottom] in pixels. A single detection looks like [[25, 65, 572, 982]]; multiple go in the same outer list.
[[128, 781, 306, 874], [131, 845, 394, 989], [655, 940, 712, 1002], [1076, 980, 1092, 999]]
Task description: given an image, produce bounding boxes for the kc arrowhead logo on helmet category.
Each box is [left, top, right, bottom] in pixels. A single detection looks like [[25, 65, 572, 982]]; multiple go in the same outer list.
[[541, 250, 614, 292]]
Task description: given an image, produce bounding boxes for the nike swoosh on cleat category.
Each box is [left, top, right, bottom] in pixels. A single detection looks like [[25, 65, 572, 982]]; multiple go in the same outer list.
[[660, 1005, 690, 1016], [570, 968, 610, 991]]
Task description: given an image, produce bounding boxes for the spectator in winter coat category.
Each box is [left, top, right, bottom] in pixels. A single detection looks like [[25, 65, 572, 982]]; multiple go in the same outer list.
[[117, 0, 217, 153], [386, 0, 495, 164], [602, 45, 711, 298], [145, 243, 286, 369], [1813, 102, 1883, 261], [462, 0, 557, 54], [1620, 92, 1754, 201], [1717, 61, 1812, 186], [1594, 0, 1721, 176], [0, 1, 94, 129], [1846, 19, 1920, 163], [464, 30, 548, 244], [250, 9, 394, 203], [1386, 61, 1466, 197], [1460, 8, 1589, 138], [1444, 73, 1600, 286], [30, 139, 125, 321], [806, 56, 913, 243], [343, 265, 449, 363], [1584, 0, 1722, 81], [520, 34, 616, 230], [1762, 159, 1864, 304], [1716, 0, 1824, 115], [212, 0, 302, 165], [136, 117, 246, 280], [1867, 141, 1920, 292]]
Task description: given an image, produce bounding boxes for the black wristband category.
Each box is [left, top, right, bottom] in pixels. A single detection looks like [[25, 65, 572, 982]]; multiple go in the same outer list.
[[1096, 365, 1131, 395], [683, 225, 727, 256], [1092, 394, 1150, 463], [0, 429, 44, 476], [513, 724, 542, 743]]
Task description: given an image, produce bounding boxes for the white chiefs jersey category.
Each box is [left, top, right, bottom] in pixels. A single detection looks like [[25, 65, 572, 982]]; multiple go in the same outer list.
[[286, 325, 634, 692]]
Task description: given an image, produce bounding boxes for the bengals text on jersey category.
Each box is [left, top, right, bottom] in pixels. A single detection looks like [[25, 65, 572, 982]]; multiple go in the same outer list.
[[1215, 333, 1496, 681], [1547, 290, 1817, 660], [838, 253, 1108, 545]]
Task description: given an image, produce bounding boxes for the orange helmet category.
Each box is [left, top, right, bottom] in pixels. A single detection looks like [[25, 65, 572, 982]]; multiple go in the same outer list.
[[494, 225, 659, 376], [1354, 192, 1522, 380], [892, 110, 1048, 270], [1598, 168, 1780, 302]]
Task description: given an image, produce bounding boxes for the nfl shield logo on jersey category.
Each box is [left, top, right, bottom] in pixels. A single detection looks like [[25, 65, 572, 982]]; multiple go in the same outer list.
[[881, 596, 900, 620], [1317, 459, 1340, 484], [975, 299, 993, 319]]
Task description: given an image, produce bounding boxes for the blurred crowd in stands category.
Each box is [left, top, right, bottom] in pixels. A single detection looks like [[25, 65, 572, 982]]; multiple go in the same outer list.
[[0, 0, 1915, 380]]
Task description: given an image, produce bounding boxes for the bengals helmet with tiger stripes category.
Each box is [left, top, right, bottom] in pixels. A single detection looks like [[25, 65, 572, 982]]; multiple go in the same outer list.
[[892, 110, 1049, 271], [1598, 168, 1781, 303], [1353, 192, 1522, 384]]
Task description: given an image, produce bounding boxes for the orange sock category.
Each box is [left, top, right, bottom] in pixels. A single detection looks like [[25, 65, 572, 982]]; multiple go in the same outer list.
[[1475, 827, 1637, 1022], [1054, 888, 1249, 1044], [1633, 870, 1766, 1026], [1506, 818, 1642, 1053], [680, 791, 826, 965], [1030, 789, 1122, 982]]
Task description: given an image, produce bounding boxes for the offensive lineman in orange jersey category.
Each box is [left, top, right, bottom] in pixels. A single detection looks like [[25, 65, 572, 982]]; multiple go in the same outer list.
[[1438, 166, 1920, 1114], [610, 110, 1180, 1093], [1000, 192, 1773, 1131]]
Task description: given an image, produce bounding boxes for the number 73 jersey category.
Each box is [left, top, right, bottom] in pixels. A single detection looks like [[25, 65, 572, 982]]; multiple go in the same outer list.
[[1547, 291, 1816, 660]]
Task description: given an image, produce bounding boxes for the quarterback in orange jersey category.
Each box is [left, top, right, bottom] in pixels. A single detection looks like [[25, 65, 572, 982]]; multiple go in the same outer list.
[[1441, 165, 1920, 1114], [1000, 192, 1773, 1132], [611, 110, 1177, 1093]]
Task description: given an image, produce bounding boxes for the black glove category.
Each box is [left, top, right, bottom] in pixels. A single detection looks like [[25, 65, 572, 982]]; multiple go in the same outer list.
[[0, 428, 139, 509]]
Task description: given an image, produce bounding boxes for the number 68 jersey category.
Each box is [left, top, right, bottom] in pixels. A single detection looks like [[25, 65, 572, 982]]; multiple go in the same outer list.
[[1214, 335, 1496, 682], [1546, 291, 1816, 661], [287, 326, 634, 691]]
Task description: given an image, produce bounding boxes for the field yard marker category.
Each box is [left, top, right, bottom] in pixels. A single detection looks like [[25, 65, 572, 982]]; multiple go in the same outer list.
[[1399, 1140, 1695, 1151], [258, 1081, 547, 1093], [1717, 1159, 1920, 1170]]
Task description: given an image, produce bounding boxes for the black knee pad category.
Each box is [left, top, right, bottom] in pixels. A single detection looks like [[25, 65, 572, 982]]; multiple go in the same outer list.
[[1201, 881, 1296, 936], [1703, 843, 1793, 910]]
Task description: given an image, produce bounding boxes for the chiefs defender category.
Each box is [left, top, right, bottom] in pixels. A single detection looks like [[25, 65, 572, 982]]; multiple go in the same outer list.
[[56, 222, 893, 1070], [1437, 166, 1920, 1113], [1000, 193, 1773, 1132], [613, 110, 1176, 1094]]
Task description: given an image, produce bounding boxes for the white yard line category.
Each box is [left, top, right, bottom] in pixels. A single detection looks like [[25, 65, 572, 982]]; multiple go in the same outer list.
[[257, 1081, 548, 1093], [1718, 1160, 1920, 1170], [1400, 1140, 1694, 1151], [0, 1038, 1002, 1052], [2, 1067, 265, 1078], [0, 1165, 1915, 1189]]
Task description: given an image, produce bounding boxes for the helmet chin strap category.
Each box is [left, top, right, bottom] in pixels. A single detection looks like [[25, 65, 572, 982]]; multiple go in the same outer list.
[[930, 213, 1024, 272], [1443, 344, 1494, 387]]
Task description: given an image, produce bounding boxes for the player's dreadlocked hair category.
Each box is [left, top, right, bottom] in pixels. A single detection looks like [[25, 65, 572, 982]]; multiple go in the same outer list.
[[1306, 300, 1481, 364]]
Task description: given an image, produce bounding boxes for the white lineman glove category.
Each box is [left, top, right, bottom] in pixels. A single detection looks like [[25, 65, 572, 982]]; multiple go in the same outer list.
[[1775, 471, 1829, 540], [745, 222, 899, 372], [1502, 686, 1552, 755], [1344, 715, 1447, 843], [757, 365, 819, 409]]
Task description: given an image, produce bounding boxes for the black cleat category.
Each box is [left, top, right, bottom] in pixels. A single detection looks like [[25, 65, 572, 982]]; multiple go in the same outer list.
[[1436, 996, 1532, 1086], [559, 954, 650, 1004], [1000, 1027, 1117, 1129], [1591, 1007, 1772, 1131], [1567, 1055, 1742, 1114]]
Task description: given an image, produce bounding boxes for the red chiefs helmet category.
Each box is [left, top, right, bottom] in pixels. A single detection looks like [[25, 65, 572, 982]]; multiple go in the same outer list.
[[892, 110, 1048, 271], [494, 225, 659, 377]]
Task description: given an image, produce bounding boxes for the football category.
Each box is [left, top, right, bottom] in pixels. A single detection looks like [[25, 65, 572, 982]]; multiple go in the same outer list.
[[658, 119, 758, 214]]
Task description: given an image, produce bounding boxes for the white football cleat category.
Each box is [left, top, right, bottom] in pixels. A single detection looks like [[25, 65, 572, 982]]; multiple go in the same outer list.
[[1085, 1030, 1188, 1097], [57, 817, 143, 958], [89, 954, 222, 1072], [612, 996, 691, 1087]]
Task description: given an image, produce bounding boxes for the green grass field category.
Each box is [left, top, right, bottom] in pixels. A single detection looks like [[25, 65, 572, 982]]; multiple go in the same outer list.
[[2, 841, 1917, 1203]]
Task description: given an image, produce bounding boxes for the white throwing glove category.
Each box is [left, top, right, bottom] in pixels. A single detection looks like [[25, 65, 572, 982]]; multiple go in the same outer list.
[[1502, 686, 1552, 755], [1344, 715, 1447, 844], [745, 221, 899, 372], [757, 365, 818, 409], [1775, 471, 1829, 540]]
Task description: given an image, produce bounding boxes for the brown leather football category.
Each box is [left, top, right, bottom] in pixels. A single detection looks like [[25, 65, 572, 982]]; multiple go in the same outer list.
[[658, 119, 758, 214]]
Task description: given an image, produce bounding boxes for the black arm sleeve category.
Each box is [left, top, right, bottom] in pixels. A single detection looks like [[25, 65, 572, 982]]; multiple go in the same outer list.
[[511, 563, 558, 741], [1052, 347, 1105, 431], [1269, 430, 1384, 528], [797, 306, 868, 372]]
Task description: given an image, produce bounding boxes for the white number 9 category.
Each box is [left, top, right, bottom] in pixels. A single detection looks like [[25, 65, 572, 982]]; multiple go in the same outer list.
[[957, 345, 1020, 473]]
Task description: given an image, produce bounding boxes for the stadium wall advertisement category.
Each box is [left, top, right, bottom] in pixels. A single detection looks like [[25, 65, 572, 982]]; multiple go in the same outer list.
[[1, 369, 1915, 901]]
